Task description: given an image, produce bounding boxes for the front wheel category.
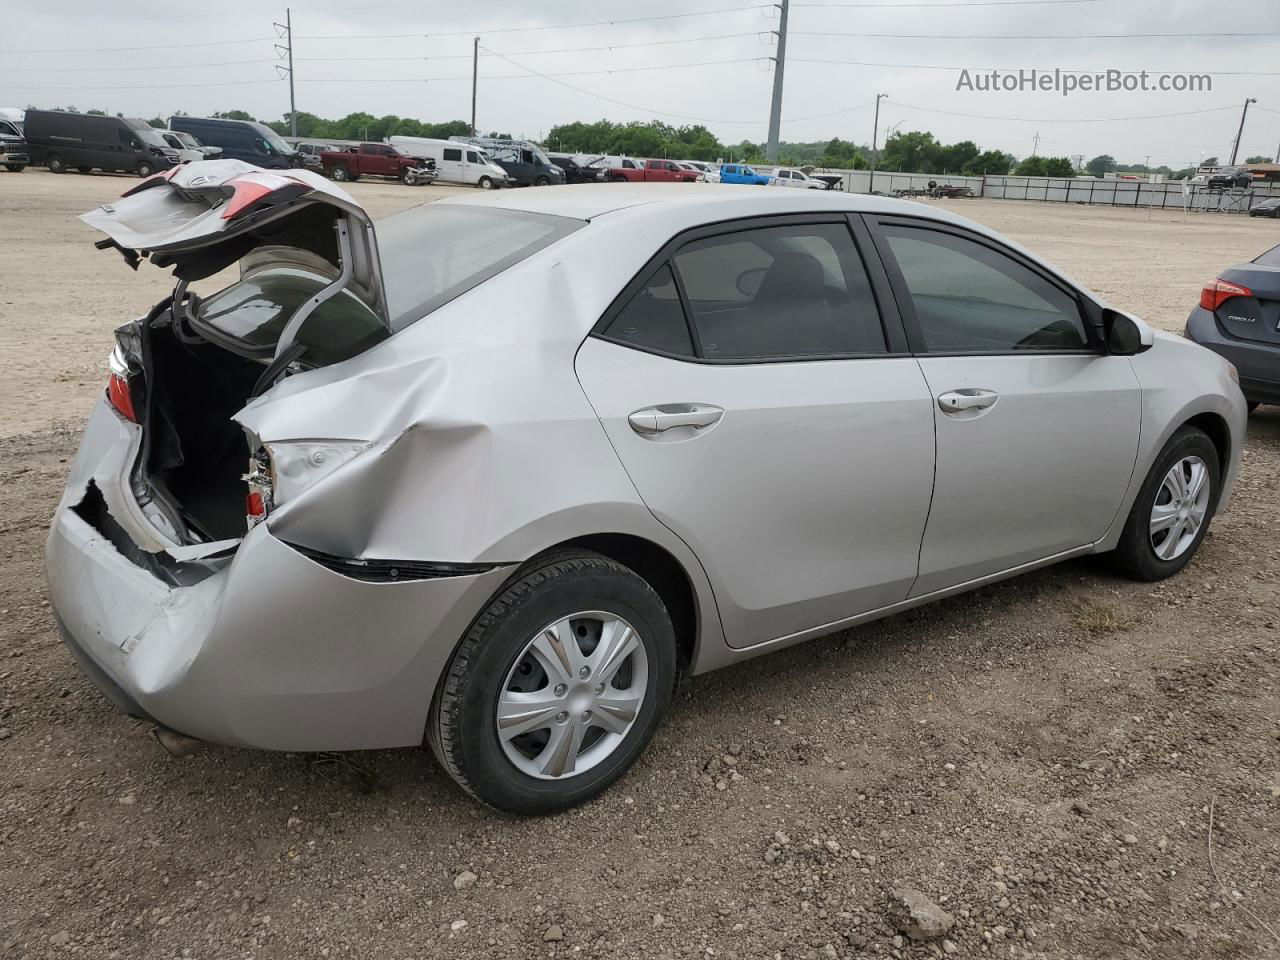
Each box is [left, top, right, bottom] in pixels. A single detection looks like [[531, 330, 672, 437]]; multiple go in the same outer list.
[[430, 551, 677, 815], [1108, 426, 1220, 581], [535, 175, 550, 186], [136, 160, 155, 178], [477, 175, 494, 190], [5, 164, 24, 173], [330, 164, 350, 182]]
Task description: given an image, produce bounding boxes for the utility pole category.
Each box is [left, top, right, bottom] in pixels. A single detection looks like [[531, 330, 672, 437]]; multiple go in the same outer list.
[[471, 37, 480, 137], [273, 10, 297, 137], [868, 92, 886, 194], [1031, 131, 1040, 156], [1229, 97, 1256, 165], [764, 0, 789, 164]]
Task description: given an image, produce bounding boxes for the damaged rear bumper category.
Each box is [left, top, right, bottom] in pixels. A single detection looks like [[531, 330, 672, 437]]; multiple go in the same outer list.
[[46, 400, 513, 752]]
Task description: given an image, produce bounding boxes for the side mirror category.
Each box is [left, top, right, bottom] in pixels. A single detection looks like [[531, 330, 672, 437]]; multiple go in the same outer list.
[[1103, 308, 1155, 355]]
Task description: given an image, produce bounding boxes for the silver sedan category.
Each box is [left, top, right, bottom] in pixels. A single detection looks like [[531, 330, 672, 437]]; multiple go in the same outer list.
[[48, 162, 1246, 813]]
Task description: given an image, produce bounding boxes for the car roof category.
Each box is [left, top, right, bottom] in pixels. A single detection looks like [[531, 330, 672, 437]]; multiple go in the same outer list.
[[434, 182, 950, 224]]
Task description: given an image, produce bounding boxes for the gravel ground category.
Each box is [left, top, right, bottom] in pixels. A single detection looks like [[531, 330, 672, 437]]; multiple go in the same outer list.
[[2, 168, 1279, 960]]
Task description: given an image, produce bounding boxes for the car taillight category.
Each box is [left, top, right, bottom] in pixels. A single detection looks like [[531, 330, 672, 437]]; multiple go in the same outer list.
[[106, 344, 138, 422], [106, 372, 137, 422], [1200, 278, 1252, 312], [243, 451, 274, 528]]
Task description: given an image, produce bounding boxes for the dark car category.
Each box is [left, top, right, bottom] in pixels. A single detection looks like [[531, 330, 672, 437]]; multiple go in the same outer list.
[[24, 110, 179, 176], [548, 154, 601, 183], [1185, 242, 1280, 410], [0, 116, 27, 172], [169, 116, 300, 169], [1248, 196, 1280, 218], [1207, 165, 1252, 190]]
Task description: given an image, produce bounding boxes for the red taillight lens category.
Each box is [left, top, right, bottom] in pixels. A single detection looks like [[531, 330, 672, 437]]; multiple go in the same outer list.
[[106, 372, 138, 423], [245, 491, 266, 519], [1200, 278, 1253, 312]]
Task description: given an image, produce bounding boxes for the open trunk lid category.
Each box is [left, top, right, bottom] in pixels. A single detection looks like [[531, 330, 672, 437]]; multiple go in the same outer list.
[[81, 158, 389, 337]]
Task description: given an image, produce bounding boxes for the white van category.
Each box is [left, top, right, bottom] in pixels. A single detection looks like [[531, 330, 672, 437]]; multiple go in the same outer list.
[[387, 137, 510, 189]]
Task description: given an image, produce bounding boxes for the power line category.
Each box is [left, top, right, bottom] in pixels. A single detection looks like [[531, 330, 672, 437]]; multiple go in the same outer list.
[[298, 5, 773, 41], [0, 58, 275, 73], [790, 56, 1280, 77], [298, 57, 766, 84], [297, 31, 769, 62], [7, 78, 282, 91], [794, 0, 1101, 5], [0, 37, 273, 54], [792, 29, 1279, 39], [479, 46, 770, 124], [888, 100, 1243, 122]]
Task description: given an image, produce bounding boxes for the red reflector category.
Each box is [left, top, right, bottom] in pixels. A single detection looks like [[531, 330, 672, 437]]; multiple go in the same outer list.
[[221, 180, 276, 221], [246, 491, 266, 518], [1200, 278, 1252, 312], [106, 373, 138, 423]]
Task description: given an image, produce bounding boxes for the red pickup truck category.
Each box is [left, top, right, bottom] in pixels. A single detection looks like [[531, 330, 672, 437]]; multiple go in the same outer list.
[[602, 158, 700, 183], [319, 143, 438, 185]]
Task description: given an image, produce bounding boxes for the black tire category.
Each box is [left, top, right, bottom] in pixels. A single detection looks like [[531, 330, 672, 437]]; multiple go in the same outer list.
[[430, 551, 677, 815], [76, 166, 92, 174], [330, 164, 350, 182], [46, 155, 65, 174], [477, 176, 493, 190], [1247, 401, 1260, 413], [1108, 426, 1220, 581], [535, 175, 550, 186], [4, 164, 23, 173], [137, 160, 155, 178]]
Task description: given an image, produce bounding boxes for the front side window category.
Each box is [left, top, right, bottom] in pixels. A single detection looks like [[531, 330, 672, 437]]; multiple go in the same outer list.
[[467, 151, 479, 163], [671, 222, 886, 360], [879, 225, 1088, 353]]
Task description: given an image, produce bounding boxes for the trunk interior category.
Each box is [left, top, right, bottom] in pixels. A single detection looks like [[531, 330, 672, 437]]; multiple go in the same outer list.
[[143, 318, 262, 542]]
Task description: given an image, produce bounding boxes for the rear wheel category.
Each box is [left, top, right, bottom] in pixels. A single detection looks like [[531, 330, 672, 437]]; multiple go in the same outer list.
[[477, 176, 494, 190], [1109, 426, 1220, 581], [330, 164, 351, 182], [431, 551, 677, 814], [46, 154, 66, 174]]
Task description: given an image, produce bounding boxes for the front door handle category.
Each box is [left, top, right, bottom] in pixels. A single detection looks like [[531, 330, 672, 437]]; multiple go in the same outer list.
[[628, 403, 724, 435], [937, 388, 999, 413]]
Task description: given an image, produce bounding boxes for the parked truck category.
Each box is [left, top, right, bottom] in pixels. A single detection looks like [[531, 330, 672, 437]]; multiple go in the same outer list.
[[0, 108, 27, 172], [719, 163, 771, 185], [320, 142, 438, 184], [598, 157, 700, 183]]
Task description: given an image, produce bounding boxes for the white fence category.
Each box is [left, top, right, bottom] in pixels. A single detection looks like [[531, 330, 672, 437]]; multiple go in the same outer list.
[[808, 168, 1280, 213]]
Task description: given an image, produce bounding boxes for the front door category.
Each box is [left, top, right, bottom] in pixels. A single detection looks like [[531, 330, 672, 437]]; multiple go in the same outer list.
[[576, 216, 936, 648], [867, 216, 1142, 595]]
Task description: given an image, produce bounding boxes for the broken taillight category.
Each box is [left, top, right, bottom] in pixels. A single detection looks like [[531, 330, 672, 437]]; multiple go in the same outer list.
[[243, 451, 274, 528], [1199, 278, 1252, 312], [106, 345, 139, 423]]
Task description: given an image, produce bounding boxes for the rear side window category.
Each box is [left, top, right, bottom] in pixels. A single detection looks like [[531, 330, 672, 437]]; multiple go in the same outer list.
[[673, 223, 886, 360], [376, 204, 582, 327], [879, 225, 1087, 353], [444, 148, 461, 161], [605, 264, 693, 356]]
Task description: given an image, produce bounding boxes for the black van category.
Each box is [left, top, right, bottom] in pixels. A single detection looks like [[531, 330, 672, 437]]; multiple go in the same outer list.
[[24, 110, 179, 176], [169, 116, 300, 169]]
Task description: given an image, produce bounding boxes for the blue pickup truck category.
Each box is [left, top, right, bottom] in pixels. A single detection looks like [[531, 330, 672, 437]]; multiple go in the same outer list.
[[719, 163, 770, 185]]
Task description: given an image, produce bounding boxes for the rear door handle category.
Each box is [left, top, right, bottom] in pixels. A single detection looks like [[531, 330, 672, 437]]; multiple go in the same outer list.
[[628, 403, 724, 435], [937, 388, 999, 413]]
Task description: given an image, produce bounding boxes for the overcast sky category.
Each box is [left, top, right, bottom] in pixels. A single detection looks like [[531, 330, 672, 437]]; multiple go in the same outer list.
[[5, 0, 1279, 166]]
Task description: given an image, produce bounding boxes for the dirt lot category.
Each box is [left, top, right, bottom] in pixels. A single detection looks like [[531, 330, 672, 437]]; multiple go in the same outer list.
[[2, 169, 1279, 960]]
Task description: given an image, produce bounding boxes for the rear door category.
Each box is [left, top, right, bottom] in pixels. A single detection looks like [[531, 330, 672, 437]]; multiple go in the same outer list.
[[866, 215, 1141, 595], [576, 214, 935, 648]]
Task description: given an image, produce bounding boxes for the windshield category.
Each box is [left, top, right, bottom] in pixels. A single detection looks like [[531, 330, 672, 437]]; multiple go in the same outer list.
[[375, 204, 582, 328], [174, 131, 200, 148], [253, 124, 294, 155]]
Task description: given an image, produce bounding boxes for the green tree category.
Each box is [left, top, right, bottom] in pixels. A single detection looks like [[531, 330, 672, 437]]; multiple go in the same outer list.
[[1245, 155, 1273, 164], [1085, 154, 1116, 177], [880, 131, 942, 173], [939, 140, 979, 174], [213, 110, 256, 121], [962, 150, 1014, 175], [1041, 156, 1075, 177], [1015, 155, 1046, 176]]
